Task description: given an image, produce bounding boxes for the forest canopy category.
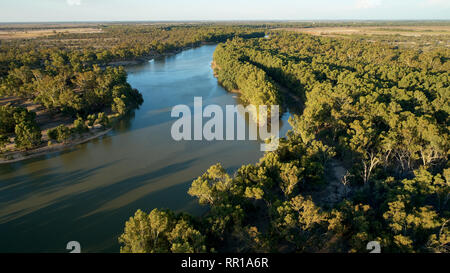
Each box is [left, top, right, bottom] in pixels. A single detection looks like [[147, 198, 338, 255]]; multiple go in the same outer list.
[[120, 30, 449, 253]]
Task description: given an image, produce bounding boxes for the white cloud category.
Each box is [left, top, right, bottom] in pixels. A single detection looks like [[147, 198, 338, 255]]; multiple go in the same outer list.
[[355, 0, 382, 9], [67, 0, 82, 6]]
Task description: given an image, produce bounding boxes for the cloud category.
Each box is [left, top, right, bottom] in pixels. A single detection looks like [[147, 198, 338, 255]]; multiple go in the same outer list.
[[67, 0, 82, 6], [354, 0, 382, 9]]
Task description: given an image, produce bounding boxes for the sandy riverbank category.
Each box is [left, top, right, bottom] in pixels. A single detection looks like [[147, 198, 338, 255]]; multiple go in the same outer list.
[[0, 128, 112, 164]]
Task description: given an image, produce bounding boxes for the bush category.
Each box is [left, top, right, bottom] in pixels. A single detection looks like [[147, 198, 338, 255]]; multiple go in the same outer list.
[[96, 112, 109, 126], [48, 125, 71, 143], [87, 114, 96, 127], [56, 125, 71, 143], [72, 117, 89, 134], [47, 128, 58, 141]]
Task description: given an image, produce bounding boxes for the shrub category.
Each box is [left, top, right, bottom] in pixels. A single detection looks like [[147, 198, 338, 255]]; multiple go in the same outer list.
[[48, 125, 72, 143], [47, 128, 58, 141], [72, 117, 89, 134]]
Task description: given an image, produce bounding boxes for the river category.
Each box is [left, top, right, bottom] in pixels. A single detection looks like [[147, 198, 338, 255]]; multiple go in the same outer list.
[[0, 45, 291, 253]]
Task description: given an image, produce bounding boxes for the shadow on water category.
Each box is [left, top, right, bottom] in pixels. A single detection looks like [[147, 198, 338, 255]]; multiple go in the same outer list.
[[0, 161, 120, 204], [0, 158, 201, 253]]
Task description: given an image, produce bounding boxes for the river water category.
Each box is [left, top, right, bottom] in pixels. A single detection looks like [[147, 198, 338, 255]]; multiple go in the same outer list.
[[0, 45, 291, 253]]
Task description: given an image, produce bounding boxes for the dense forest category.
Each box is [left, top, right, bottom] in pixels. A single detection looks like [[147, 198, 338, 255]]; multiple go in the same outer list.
[[119, 31, 449, 253], [0, 25, 265, 156]]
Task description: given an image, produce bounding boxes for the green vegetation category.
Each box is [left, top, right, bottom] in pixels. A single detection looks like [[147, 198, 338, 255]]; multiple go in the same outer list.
[[0, 24, 265, 155], [48, 125, 71, 143], [213, 39, 281, 107], [119, 209, 207, 253], [0, 104, 42, 150], [120, 31, 449, 253]]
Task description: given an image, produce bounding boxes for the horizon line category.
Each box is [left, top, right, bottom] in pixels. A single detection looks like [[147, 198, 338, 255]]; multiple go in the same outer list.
[[1, 19, 450, 25]]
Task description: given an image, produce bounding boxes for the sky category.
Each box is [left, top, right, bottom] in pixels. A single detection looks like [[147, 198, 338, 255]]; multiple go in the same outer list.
[[0, 0, 449, 22]]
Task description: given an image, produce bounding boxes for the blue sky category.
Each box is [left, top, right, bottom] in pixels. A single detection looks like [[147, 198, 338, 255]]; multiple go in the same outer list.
[[0, 0, 449, 22]]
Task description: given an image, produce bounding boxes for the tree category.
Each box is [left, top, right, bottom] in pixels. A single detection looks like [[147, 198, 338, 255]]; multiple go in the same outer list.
[[119, 209, 206, 253], [0, 104, 17, 134], [188, 163, 232, 206], [347, 120, 383, 184], [14, 121, 42, 150], [280, 162, 302, 197], [57, 125, 71, 143], [426, 220, 450, 253], [119, 209, 156, 253], [0, 134, 9, 152], [168, 219, 207, 253], [273, 195, 328, 251]]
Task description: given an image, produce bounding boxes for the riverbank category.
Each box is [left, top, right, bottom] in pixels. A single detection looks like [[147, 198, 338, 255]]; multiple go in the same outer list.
[[211, 61, 240, 94], [0, 128, 112, 164]]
